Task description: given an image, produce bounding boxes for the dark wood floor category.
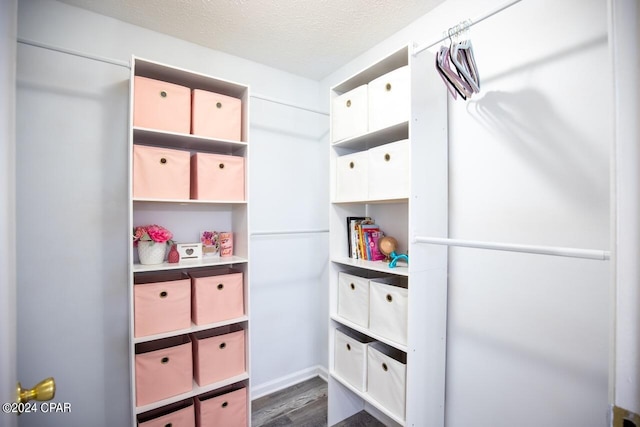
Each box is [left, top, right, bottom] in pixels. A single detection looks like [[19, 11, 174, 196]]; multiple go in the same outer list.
[[252, 376, 386, 427]]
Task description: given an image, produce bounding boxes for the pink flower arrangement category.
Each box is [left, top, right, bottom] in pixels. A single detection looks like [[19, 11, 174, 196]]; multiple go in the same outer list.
[[133, 224, 174, 246]]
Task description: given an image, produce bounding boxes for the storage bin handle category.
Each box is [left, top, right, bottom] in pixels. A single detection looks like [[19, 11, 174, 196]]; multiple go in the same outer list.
[[350, 283, 355, 290], [217, 283, 224, 290], [386, 83, 392, 91], [165, 424, 172, 427], [161, 357, 169, 364], [216, 102, 222, 108], [386, 294, 393, 302], [159, 291, 168, 298], [346, 343, 351, 351], [160, 91, 167, 98], [219, 342, 226, 350], [384, 153, 391, 161], [382, 363, 388, 371], [221, 401, 228, 408], [160, 157, 167, 164], [349, 162, 354, 169], [346, 99, 352, 107], [219, 163, 225, 169]]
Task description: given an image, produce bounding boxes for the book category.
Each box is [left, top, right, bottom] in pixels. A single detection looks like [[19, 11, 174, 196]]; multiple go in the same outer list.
[[364, 231, 372, 260], [346, 216, 369, 258], [368, 230, 386, 261], [360, 224, 379, 260], [357, 220, 376, 260]]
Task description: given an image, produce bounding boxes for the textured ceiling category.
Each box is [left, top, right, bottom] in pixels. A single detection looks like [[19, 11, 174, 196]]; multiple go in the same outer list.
[[56, 0, 445, 80]]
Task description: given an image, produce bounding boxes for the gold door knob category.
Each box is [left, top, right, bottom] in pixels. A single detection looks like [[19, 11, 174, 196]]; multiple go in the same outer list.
[[17, 377, 55, 405]]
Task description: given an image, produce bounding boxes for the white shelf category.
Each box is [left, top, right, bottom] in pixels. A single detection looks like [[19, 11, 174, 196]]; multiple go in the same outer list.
[[134, 316, 249, 344], [330, 257, 408, 277], [133, 256, 248, 273], [331, 314, 408, 353], [133, 56, 248, 99], [331, 121, 408, 151], [129, 57, 252, 426], [330, 372, 406, 426], [328, 44, 448, 427], [331, 197, 408, 205], [135, 373, 250, 415], [133, 127, 247, 154], [332, 46, 409, 95], [133, 197, 247, 205]]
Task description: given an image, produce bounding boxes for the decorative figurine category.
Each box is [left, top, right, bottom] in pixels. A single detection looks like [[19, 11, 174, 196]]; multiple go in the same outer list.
[[378, 236, 409, 268]]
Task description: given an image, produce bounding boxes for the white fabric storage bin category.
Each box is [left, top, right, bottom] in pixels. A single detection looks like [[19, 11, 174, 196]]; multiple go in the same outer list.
[[332, 85, 368, 142], [335, 151, 368, 202], [337, 272, 371, 327], [369, 277, 408, 345], [367, 66, 410, 132], [367, 342, 407, 420], [334, 328, 374, 391], [367, 139, 410, 200]]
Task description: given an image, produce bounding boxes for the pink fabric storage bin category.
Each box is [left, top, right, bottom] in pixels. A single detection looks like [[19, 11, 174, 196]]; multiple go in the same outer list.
[[192, 327, 246, 387], [133, 145, 190, 200], [134, 271, 191, 338], [134, 76, 191, 133], [191, 89, 242, 141], [135, 335, 193, 407], [190, 153, 245, 201], [189, 269, 244, 326], [137, 398, 195, 427], [195, 387, 247, 427]]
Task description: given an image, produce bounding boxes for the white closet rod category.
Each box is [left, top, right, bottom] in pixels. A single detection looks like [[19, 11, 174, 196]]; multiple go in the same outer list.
[[17, 37, 131, 68], [251, 229, 328, 236], [413, 236, 611, 260], [16, 37, 327, 115], [412, 0, 524, 56], [251, 93, 328, 116]]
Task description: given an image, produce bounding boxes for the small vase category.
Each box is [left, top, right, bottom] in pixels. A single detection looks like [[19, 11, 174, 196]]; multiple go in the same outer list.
[[167, 244, 180, 263], [137, 241, 167, 265]]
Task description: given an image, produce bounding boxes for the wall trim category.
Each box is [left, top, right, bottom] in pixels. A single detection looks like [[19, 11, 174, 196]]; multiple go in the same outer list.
[[251, 365, 328, 400]]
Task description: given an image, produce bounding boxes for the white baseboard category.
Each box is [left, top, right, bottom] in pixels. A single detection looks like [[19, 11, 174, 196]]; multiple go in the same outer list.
[[317, 365, 329, 382], [251, 365, 328, 401]]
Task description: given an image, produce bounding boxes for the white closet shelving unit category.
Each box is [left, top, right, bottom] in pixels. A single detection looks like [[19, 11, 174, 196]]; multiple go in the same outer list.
[[328, 45, 448, 426], [128, 57, 251, 426]]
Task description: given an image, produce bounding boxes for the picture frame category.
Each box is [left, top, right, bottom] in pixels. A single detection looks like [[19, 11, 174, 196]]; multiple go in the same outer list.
[[200, 230, 220, 257], [176, 242, 203, 261]]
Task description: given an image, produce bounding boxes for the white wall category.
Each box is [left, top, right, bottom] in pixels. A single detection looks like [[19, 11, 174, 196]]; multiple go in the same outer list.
[[0, 1, 17, 427], [249, 91, 329, 391], [15, 0, 626, 424], [321, 0, 611, 425], [16, 0, 327, 425]]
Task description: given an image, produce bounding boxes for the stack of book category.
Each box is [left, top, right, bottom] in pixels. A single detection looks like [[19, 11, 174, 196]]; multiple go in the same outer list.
[[346, 217, 386, 261]]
